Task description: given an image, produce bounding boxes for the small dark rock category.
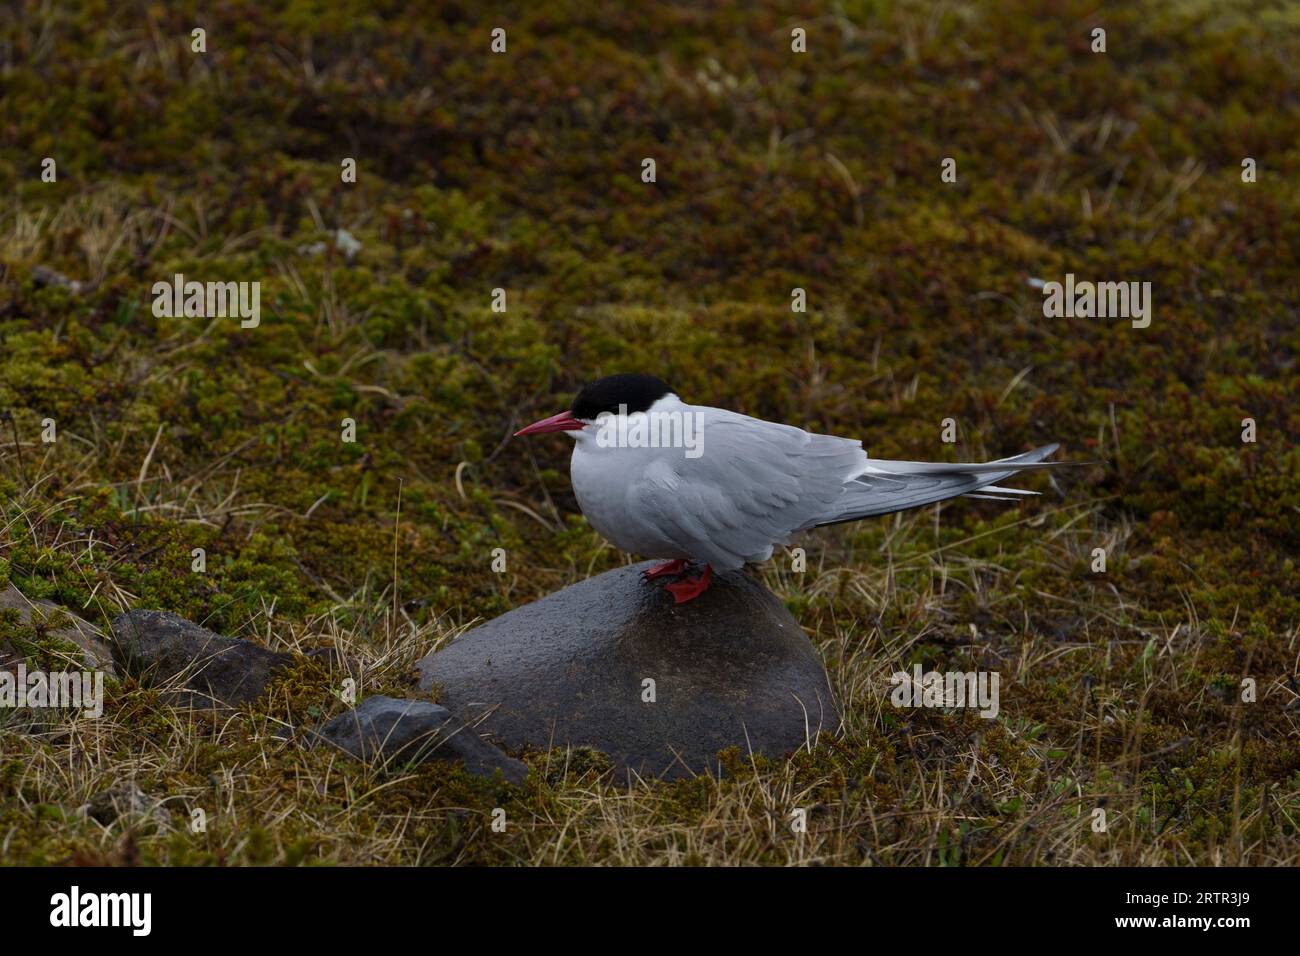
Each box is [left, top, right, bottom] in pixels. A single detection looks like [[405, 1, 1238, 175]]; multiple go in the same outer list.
[[418, 561, 837, 780], [309, 695, 528, 785], [85, 782, 168, 828], [109, 609, 294, 709], [0, 583, 117, 675], [31, 265, 86, 295]]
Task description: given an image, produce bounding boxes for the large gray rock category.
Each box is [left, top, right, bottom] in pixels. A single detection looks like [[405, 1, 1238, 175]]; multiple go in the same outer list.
[[309, 695, 528, 785], [110, 609, 294, 709], [418, 562, 836, 779], [0, 583, 117, 675]]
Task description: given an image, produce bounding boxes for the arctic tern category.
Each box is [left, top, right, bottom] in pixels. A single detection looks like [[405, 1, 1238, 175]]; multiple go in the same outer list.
[[515, 374, 1066, 604]]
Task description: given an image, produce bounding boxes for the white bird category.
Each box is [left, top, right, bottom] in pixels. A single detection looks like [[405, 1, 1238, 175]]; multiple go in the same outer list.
[[515, 374, 1068, 603]]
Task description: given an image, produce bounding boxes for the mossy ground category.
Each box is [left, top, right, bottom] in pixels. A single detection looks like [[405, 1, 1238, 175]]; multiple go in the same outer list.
[[1, 0, 1298, 865]]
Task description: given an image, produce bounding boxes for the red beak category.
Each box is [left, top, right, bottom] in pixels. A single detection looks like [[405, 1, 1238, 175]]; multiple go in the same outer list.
[[514, 410, 585, 437]]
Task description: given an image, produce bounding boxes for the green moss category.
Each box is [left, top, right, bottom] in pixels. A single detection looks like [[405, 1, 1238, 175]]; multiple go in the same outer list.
[[0, 0, 1297, 865]]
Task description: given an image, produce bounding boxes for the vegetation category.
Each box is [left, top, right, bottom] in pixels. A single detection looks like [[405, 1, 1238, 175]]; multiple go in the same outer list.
[[0, 0, 1297, 865]]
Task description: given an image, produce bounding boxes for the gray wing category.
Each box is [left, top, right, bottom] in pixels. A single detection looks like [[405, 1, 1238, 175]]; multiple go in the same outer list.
[[629, 405, 1065, 567], [630, 411, 867, 569]]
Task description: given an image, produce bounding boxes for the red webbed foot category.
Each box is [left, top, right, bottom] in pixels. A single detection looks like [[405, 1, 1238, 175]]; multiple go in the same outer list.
[[642, 559, 689, 581], [663, 564, 713, 604]]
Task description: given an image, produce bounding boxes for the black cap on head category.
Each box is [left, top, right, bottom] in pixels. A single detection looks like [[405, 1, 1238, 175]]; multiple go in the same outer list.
[[571, 374, 674, 419]]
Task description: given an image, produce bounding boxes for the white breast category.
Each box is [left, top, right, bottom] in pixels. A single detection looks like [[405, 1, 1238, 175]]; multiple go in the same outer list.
[[570, 437, 691, 560]]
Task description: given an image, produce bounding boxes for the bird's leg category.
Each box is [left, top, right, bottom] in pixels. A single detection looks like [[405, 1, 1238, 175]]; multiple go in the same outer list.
[[642, 559, 688, 580], [664, 564, 713, 604]]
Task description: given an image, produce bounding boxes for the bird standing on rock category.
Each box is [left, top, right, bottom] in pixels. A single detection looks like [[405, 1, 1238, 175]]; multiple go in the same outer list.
[[515, 374, 1068, 604]]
